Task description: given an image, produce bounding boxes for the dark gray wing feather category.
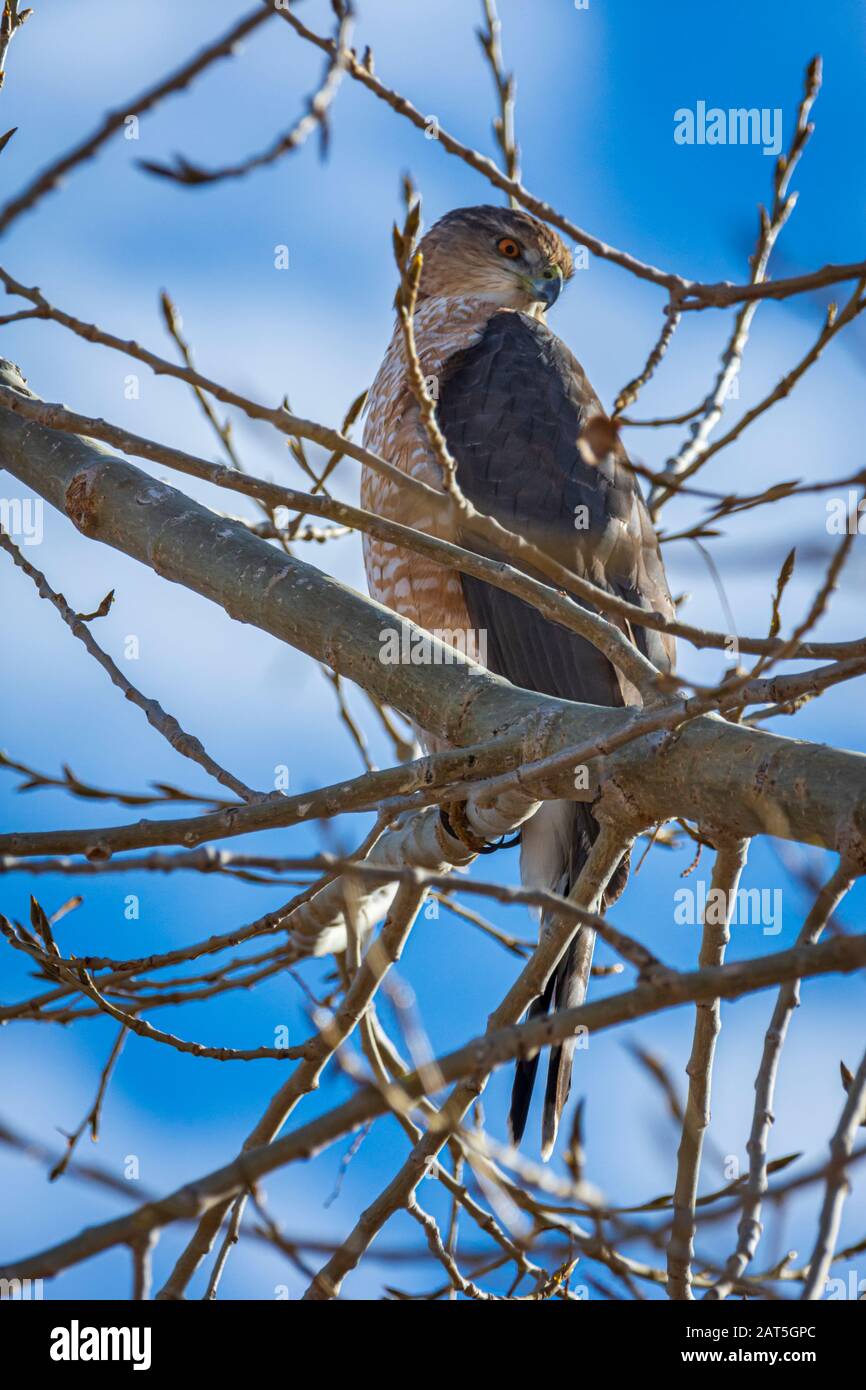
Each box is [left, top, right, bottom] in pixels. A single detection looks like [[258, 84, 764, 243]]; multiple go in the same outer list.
[[438, 309, 675, 685], [436, 310, 675, 1154]]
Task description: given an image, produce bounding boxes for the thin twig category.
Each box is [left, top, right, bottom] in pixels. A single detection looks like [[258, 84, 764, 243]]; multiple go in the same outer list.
[[667, 839, 749, 1299], [0, 7, 276, 233], [0, 529, 263, 805], [140, 5, 353, 186], [802, 1044, 866, 1299], [707, 861, 857, 1299], [477, 0, 520, 200], [49, 1025, 128, 1182], [0, 0, 31, 91]]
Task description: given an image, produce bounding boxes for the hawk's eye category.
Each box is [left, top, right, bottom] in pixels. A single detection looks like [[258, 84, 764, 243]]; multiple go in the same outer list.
[[497, 237, 521, 259]]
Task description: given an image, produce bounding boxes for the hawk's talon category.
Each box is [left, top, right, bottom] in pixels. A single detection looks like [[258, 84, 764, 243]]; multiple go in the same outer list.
[[439, 802, 520, 856]]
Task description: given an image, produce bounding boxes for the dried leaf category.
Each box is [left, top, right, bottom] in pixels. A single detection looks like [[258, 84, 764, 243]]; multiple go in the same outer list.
[[578, 414, 620, 466]]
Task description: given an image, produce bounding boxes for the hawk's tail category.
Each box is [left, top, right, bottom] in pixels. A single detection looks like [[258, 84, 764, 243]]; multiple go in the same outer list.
[[509, 801, 627, 1159]]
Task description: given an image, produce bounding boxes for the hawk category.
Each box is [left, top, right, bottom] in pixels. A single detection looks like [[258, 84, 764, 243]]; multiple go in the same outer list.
[[361, 205, 676, 1156]]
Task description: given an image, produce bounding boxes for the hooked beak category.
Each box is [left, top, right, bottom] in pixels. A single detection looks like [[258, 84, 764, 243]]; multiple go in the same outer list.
[[528, 269, 563, 308]]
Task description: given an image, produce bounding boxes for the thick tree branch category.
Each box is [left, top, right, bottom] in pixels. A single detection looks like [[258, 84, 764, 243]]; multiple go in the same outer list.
[[0, 378, 857, 668], [2, 361, 866, 867]]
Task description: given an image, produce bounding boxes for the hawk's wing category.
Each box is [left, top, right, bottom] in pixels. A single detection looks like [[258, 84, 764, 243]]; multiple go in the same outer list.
[[437, 308, 675, 698], [436, 308, 675, 1154]]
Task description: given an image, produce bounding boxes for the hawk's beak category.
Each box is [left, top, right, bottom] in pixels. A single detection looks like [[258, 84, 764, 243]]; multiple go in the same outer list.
[[529, 270, 563, 308]]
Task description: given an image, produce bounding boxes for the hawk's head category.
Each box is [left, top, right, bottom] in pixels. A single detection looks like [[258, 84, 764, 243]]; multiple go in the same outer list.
[[416, 205, 573, 312]]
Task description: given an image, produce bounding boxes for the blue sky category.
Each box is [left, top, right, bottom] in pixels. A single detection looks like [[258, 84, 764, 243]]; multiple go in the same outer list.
[[1, 0, 865, 1300]]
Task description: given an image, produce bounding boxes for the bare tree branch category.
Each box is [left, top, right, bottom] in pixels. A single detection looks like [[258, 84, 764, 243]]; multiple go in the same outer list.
[[802, 1044, 866, 1299], [667, 838, 749, 1299], [2, 929, 865, 1285], [707, 861, 857, 1299]]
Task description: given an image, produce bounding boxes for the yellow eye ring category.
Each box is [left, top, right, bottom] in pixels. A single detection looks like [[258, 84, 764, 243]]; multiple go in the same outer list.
[[497, 237, 521, 259]]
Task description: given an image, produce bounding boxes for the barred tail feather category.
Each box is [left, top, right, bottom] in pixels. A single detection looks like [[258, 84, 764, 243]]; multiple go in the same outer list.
[[540, 928, 595, 1160], [508, 973, 556, 1146], [510, 801, 625, 1158]]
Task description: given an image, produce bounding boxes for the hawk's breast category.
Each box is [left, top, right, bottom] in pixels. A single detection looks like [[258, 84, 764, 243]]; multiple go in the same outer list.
[[361, 296, 494, 648]]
